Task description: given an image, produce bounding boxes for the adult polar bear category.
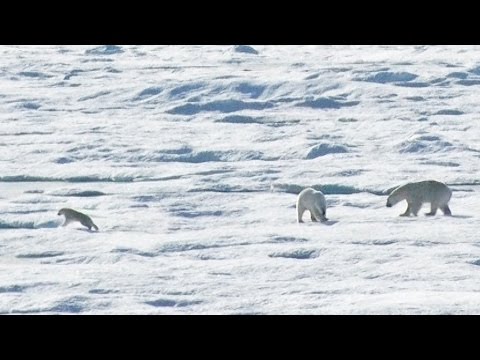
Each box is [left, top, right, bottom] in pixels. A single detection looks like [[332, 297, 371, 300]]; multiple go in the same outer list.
[[296, 187, 328, 223], [386, 180, 452, 216]]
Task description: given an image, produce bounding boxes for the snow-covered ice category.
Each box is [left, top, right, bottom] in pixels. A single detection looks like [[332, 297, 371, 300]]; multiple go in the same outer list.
[[1, 45, 480, 314]]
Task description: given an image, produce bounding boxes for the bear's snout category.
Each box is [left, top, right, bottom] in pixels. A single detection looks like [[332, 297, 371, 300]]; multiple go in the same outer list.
[[386, 203, 392, 208]]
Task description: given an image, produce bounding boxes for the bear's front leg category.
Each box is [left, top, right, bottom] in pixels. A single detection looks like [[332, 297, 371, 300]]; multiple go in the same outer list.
[[400, 205, 411, 217]]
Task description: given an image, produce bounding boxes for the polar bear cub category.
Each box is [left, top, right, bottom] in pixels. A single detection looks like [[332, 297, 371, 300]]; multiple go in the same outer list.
[[386, 180, 452, 217], [297, 187, 328, 223], [58, 208, 99, 230]]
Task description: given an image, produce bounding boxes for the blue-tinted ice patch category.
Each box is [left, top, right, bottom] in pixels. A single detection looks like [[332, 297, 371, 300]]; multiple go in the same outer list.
[[167, 99, 274, 115], [265, 236, 309, 243], [78, 91, 111, 102], [134, 148, 270, 163], [20, 102, 41, 110], [172, 210, 225, 218], [338, 117, 358, 123], [134, 86, 163, 100], [468, 65, 480, 75], [89, 288, 120, 294], [233, 83, 266, 98], [105, 67, 122, 73], [145, 299, 203, 307], [456, 79, 480, 86], [0, 220, 59, 230], [48, 296, 89, 313], [421, 160, 460, 167], [160, 146, 193, 155], [54, 157, 75, 164], [296, 97, 359, 109], [85, 45, 124, 56], [0, 220, 36, 229], [304, 73, 321, 80], [359, 71, 418, 83], [0, 285, 29, 293], [216, 115, 263, 124], [395, 82, 429, 88], [50, 189, 107, 197], [398, 135, 455, 153], [0, 175, 136, 183], [406, 96, 425, 101], [17, 251, 65, 259], [271, 183, 386, 196], [64, 69, 85, 80], [169, 83, 204, 98], [305, 143, 349, 159], [446, 72, 469, 79], [434, 109, 464, 115], [269, 249, 320, 259], [233, 45, 258, 55], [17, 71, 53, 79]]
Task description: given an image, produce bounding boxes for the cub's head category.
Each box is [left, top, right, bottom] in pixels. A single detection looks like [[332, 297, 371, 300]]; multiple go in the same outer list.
[[58, 208, 66, 216]]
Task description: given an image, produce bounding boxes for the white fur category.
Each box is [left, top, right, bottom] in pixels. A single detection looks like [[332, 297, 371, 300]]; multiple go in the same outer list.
[[58, 208, 99, 231], [296, 187, 328, 223], [386, 180, 452, 216]]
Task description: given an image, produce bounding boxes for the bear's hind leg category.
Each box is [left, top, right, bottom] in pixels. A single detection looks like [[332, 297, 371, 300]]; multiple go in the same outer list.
[[441, 205, 452, 216], [80, 220, 92, 230], [310, 211, 318, 222], [425, 203, 438, 216]]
